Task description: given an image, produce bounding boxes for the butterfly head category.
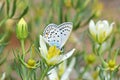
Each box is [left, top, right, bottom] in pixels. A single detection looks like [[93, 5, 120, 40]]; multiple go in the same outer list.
[[49, 41, 62, 50]]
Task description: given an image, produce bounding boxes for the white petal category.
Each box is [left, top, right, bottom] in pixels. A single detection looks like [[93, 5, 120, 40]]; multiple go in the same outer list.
[[89, 20, 95, 28], [59, 49, 75, 62], [110, 22, 115, 28], [89, 20, 97, 36], [39, 48, 47, 59], [106, 22, 114, 36], [103, 20, 109, 28], [58, 60, 67, 77], [48, 68, 59, 80], [39, 35, 48, 56], [97, 28, 106, 43], [96, 20, 101, 30], [61, 57, 76, 80], [96, 21, 105, 31], [1, 72, 5, 80], [109, 22, 114, 32], [47, 56, 62, 65]]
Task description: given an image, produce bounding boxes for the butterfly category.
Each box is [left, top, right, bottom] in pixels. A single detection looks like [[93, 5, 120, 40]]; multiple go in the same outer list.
[[43, 22, 73, 49]]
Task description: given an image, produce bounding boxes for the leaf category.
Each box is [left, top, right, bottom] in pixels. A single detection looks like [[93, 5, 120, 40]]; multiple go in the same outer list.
[[9, 0, 17, 18], [6, 0, 10, 16], [17, 6, 29, 19], [99, 67, 106, 80], [0, 46, 5, 54], [0, 56, 7, 65], [112, 67, 119, 76], [0, 42, 7, 54], [0, 2, 5, 13], [110, 36, 115, 48], [58, 0, 63, 23], [73, 19, 81, 30], [13, 59, 24, 80], [0, 17, 8, 27]]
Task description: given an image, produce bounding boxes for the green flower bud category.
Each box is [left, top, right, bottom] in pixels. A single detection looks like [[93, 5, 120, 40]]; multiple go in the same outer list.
[[16, 18, 28, 40], [86, 54, 96, 65], [27, 58, 36, 67]]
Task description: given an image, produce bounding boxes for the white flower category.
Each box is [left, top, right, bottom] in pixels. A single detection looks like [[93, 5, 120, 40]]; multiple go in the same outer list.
[[61, 57, 76, 80], [89, 20, 114, 44], [0, 72, 5, 80], [39, 35, 75, 65], [48, 57, 76, 80], [48, 68, 59, 80], [58, 60, 67, 77]]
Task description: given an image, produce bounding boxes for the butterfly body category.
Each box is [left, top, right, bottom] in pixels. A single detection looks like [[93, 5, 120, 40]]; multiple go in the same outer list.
[[43, 22, 73, 49]]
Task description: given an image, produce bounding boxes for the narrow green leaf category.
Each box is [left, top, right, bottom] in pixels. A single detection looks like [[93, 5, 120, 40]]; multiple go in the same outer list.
[[110, 36, 115, 48], [0, 2, 5, 13], [58, 0, 63, 23], [0, 17, 8, 27], [99, 69, 105, 80], [9, 0, 17, 18], [0, 56, 6, 65], [6, 0, 10, 16], [18, 6, 29, 19]]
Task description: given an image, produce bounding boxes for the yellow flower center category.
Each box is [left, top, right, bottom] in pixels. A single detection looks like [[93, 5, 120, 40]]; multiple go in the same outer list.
[[86, 54, 96, 64], [92, 71, 99, 80], [27, 59, 36, 67], [108, 60, 116, 68], [47, 46, 61, 60], [65, 0, 72, 8]]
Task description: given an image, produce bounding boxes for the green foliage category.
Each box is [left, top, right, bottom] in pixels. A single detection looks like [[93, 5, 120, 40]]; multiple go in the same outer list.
[[3, 0, 120, 80]]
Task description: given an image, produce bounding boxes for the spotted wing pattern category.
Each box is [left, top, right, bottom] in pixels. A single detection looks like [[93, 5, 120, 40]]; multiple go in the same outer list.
[[43, 22, 73, 49], [58, 22, 73, 48]]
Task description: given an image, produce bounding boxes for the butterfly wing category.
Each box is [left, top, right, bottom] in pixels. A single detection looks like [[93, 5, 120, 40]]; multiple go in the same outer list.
[[58, 22, 73, 49], [43, 23, 61, 48]]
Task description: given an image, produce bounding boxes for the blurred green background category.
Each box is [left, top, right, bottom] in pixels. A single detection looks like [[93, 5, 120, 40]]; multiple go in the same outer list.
[[0, 0, 120, 80]]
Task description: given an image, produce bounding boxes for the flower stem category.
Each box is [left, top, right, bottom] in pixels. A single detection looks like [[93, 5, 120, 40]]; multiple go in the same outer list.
[[97, 44, 107, 67], [40, 67, 49, 80], [0, 17, 8, 27], [110, 72, 113, 80], [21, 39, 25, 58], [77, 65, 89, 80]]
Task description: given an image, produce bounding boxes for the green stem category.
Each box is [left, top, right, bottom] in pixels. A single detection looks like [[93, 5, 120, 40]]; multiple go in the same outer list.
[[77, 65, 89, 80], [58, 0, 63, 23], [21, 65, 27, 80], [108, 47, 112, 60], [97, 44, 107, 67], [27, 69, 33, 80], [23, 77, 27, 80], [114, 49, 119, 61], [0, 17, 8, 27], [21, 39, 25, 58], [110, 72, 113, 80], [40, 67, 49, 80]]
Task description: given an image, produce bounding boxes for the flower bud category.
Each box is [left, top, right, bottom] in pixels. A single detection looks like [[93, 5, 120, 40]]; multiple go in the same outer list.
[[27, 59, 36, 67], [16, 18, 28, 40], [106, 59, 118, 71], [64, 0, 72, 8], [86, 54, 96, 65]]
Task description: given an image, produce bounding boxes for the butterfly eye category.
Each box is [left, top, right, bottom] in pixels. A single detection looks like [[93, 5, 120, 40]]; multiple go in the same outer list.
[[60, 48, 64, 52]]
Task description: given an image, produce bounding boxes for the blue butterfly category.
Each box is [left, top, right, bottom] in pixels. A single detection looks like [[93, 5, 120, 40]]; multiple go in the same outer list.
[[43, 22, 73, 49]]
